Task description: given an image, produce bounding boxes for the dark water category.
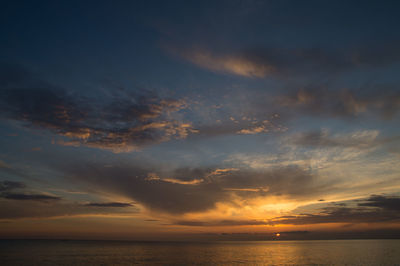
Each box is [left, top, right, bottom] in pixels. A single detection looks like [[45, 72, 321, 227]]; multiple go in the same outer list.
[[1, 239, 399, 265]]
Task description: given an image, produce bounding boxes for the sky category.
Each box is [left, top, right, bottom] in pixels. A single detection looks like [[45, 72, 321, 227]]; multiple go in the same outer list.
[[0, 0, 400, 240]]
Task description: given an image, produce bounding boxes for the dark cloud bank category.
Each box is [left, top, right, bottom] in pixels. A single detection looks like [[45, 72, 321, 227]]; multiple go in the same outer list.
[[62, 162, 329, 215], [173, 194, 400, 227]]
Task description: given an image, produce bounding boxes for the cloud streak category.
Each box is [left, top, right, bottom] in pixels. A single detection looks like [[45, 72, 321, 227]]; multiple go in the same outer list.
[[179, 48, 275, 78], [0, 180, 60, 202], [2, 193, 61, 201], [0, 180, 139, 219], [84, 202, 133, 208], [175, 43, 400, 78]]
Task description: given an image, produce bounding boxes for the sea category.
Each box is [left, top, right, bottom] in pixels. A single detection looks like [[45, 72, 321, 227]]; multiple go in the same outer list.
[[0, 239, 399, 265]]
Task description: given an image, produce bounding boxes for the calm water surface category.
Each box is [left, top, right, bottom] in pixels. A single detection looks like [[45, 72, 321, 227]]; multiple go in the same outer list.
[[0, 239, 399, 265]]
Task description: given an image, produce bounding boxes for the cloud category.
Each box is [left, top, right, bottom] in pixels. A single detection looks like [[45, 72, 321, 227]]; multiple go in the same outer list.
[[235, 119, 286, 135], [273, 195, 400, 225], [237, 126, 268, 135], [0, 180, 139, 219], [173, 219, 272, 227], [278, 231, 309, 235], [0, 64, 197, 153], [289, 129, 380, 148], [174, 43, 400, 78], [172, 195, 400, 227], [0, 180, 25, 192], [64, 164, 224, 214], [0, 180, 60, 202], [0, 160, 11, 169], [287, 129, 400, 156], [62, 162, 325, 214], [2, 193, 61, 201], [162, 178, 204, 185], [278, 87, 400, 118], [194, 114, 286, 138], [274, 207, 400, 225], [0, 200, 139, 220], [358, 195, 400, 211], [84, 202, 133, 207], [179, 48, 275, 78]]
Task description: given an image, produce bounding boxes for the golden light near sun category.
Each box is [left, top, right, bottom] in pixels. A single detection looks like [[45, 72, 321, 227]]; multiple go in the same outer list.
[[275, 233, 281, 237]]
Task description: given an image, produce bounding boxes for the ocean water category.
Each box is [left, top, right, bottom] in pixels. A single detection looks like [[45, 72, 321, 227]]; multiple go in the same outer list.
[[0, 239, 399, 265]]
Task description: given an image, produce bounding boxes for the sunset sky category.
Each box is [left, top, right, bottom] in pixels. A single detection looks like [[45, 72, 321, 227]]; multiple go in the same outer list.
[[1, 0, 400, 240]]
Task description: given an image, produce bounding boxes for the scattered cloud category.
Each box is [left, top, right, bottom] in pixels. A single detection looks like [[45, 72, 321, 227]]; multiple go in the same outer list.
[[236, 119, 286, 135], [0, 65, 197, 153], [195, 115, 286, 138], [0, 200, 139, 220]]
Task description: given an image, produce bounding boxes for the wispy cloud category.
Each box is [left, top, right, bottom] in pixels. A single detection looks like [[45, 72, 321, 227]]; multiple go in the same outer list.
[[179, 48, 275, 78], [278, 87, 400, 118], [173, 219, 272, 227], [289, 129, 381, 149], [173, 43, 400, 78]]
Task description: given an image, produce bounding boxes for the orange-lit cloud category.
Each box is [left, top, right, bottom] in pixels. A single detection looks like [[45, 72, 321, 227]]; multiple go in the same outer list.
[[0, 69, 198, 153], [180, 49, 275, 78]]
